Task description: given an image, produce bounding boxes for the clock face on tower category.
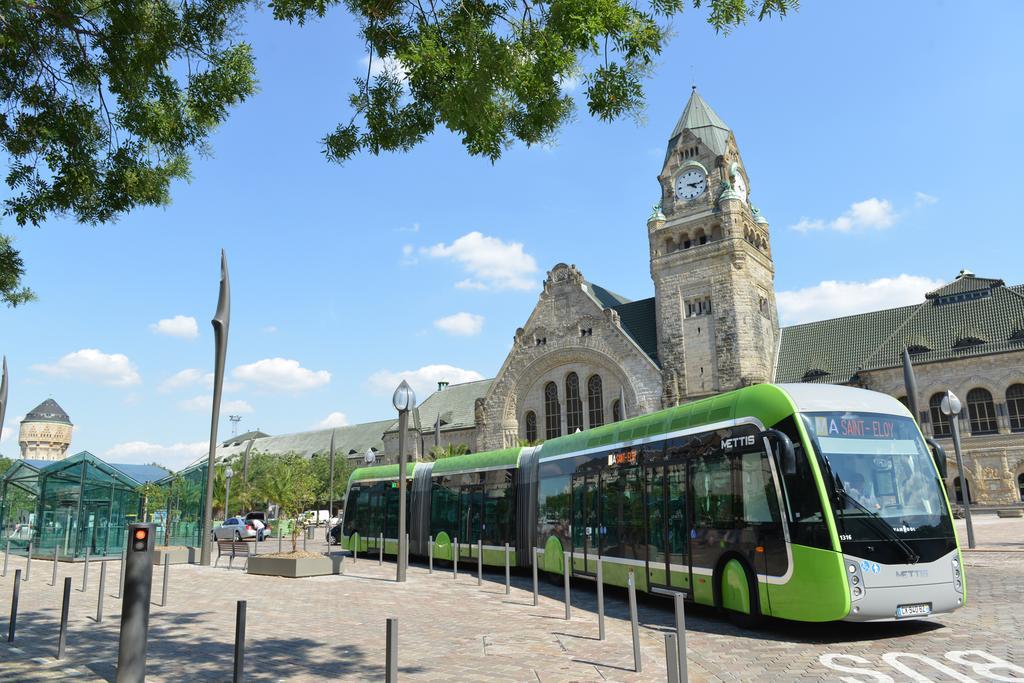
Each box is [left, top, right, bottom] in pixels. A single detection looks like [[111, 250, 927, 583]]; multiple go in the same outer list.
[[675, 168, 707, 200], [734, 172, 747, 204]]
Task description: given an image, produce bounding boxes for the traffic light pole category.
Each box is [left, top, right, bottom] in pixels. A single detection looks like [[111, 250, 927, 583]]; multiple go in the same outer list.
[[116, 523, 155, 683]]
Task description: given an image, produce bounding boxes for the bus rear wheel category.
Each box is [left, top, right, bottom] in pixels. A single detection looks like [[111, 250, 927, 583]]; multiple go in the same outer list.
[[718, 558, 763, 629]]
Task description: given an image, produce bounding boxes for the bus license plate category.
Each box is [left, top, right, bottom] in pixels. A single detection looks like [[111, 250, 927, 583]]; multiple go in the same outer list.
[[896, 603, 931, 618]]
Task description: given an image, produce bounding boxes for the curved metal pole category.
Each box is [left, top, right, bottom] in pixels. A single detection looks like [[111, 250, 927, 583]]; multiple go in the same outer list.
[[200, 251, 231, 567]]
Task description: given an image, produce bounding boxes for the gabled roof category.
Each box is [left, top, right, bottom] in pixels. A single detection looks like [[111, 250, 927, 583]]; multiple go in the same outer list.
[[612, 297, 659, 366], [668, 88, 732, 157], [217, 420, 392, 462], [23, 398, 71, 425], [386, 378, 493, 435], [776, 272, 1024, 384]]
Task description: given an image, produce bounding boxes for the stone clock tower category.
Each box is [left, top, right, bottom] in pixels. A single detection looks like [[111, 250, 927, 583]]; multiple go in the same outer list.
[[649, 87, 780, 405]]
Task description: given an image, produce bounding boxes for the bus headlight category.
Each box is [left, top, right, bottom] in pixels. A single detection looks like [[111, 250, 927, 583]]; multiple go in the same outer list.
[[952, 557, 959, 569], [848, 564, 857, 573], [955, 579, 962, 592], [853, 586, 863, 597], [851, 576, 860, 585]]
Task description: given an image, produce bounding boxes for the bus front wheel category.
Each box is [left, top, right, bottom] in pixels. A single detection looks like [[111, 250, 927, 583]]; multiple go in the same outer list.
[[717, 558, 763, 629]]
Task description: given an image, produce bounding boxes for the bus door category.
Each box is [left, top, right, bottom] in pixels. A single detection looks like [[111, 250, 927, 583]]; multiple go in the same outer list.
[[570, 474, 599, 575], [645, 463, 691, 594], [458, 484, 482, 559]]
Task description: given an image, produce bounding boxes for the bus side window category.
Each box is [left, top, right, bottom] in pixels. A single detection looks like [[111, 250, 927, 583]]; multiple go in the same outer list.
[[771, 417, 832, 551]]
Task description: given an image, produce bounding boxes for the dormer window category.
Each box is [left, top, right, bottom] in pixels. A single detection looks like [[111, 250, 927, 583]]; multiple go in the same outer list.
[[953, 336, 985, 349], [802, 368, 829, 381], [906, 344, 931, 355]]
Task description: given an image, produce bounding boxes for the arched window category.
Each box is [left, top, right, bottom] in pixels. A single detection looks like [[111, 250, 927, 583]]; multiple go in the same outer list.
[[587, 375, 604, 428], [953, 477, 972, 504], [929, 393, 951, 437], [967, 388, 998, 434], [525, 411, 537, 443], [896, 396, 909, 409], [1007, 384, 1024, 432], [544, 382, 561, 440], [1018, 472, 1024, 502], [565, 373, 583, 433], [612, 399, 622, 423]]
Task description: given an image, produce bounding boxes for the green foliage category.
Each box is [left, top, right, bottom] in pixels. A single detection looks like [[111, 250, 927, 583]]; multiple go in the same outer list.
[[428, 443, 470, 460], [0, 455, 13, 475], [0, 234, 34, 307], [310, 452, 354, 513], [286, 0, 796, 163], [0, 0, 257, 292], [136, 481, 168, 522], [250, 453, 317, 552]]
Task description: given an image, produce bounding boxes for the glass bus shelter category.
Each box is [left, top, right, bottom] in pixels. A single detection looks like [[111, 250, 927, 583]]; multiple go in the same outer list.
[[0, 451, 167, 559]]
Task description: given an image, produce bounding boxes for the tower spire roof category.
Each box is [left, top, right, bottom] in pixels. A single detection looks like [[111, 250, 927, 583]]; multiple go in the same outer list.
[[669, 88, 732, 156]]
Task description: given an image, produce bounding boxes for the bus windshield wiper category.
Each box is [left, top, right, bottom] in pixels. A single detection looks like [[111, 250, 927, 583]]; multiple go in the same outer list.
[[837, 490, 920, 565]]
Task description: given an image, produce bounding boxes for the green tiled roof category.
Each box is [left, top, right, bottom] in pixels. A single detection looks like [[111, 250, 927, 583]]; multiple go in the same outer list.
[[216, 419, 391, 462], [776, 273, 1024, 384], [612, 297, 659, 365], [385, 378, 493, 435], [668, 88, 732, 157], [584, 282, 632, 308]]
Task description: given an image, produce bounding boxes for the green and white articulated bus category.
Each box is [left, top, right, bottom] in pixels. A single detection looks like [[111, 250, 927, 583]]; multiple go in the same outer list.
[[340, 383, 964, 623]]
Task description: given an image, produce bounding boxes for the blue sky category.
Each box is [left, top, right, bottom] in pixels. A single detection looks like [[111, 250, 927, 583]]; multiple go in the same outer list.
[[2, 2, 1021, 468]]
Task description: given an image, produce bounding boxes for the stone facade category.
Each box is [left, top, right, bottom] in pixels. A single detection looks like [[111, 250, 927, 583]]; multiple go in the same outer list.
[[18, 398, 73, 461], [477, 263, 663, 451], [858, 354, 1024, 506]]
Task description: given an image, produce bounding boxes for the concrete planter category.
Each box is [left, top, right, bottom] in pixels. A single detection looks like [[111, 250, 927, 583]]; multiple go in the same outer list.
[[247, 554, 344, 578], [154, 547, 197, 565]]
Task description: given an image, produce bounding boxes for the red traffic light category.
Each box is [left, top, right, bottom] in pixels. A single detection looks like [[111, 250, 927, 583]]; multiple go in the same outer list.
[[132, 527, 150, 551]]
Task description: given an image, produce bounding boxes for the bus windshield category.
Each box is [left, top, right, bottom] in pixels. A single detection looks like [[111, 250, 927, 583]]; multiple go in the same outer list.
[[803, 411, 952, 546]]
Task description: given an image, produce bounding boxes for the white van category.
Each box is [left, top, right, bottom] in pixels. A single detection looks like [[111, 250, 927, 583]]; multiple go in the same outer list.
[[299, 509, 331, 526]]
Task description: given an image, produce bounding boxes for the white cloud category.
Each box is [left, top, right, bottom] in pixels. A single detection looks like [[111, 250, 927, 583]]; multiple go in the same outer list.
[[159, 368, 212, 392], [34, 349, 141, 386], [421, 231, 539, 291], [397, 222, 421, 233], [367, 364, 484, 402], [150, 315, 199, 339], [1, 426, 12, 443], [358, 54, 408, 82], [776, 274, 945, 325], [315, 412, 349, 429], [434, 312, 485, 336], [179, 395, 254, 413], [791, 198, 897, 233], [104, 441, 207, 470], [401, 243, 418, 266], [558, 73, 580, 93], [233, 358, 331, 392], [915, 191, 939, 207], [263, 325, 278, 334]]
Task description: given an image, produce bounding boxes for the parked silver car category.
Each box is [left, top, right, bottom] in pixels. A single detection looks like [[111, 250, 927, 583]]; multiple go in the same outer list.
[[211, 517, 259, 541]]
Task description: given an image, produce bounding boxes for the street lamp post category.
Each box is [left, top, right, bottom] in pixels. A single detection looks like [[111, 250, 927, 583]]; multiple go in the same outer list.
[[327, 431, 336, 542], [224, 466, 234, 522], [940, 390, 976, 549], [392, 380, 416, 582]]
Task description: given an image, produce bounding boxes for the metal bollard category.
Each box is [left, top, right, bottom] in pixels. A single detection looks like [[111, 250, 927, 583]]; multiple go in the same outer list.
[[379, 533, 384, 566], [118, 536, 128, 599], [24, 542, 32, 581], [453, 538, 458, 579], [303, 530, 307, 552], [428, 536, 433, 574], [2, 540, 9, 577], [596, 560, 605, 640], [385, 617, 398, 683], [352, 533, 357, 562], [57, 576, 71, 659], [532, 548, 539, 607], [82, 550, 90, 592], [8, 569, 21, 642], [477, 539, 482, 587], [628, 569, 641, 673], [52, 544, 59, 586], [674, 592, 688, 682], [278, 525, 283, 553], [234, 600, 247, 683], [563, 552, 571, 620], [405, 533, 409, 570], [161, 555, 170, 607], [665, 633, 680, 683], [504, 543, 510, 595], [96, 562, 107, 623], [254, 535, 259, 556]]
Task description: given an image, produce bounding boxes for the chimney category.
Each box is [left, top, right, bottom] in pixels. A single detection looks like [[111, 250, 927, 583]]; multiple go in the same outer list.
[[437, 381, 449, 391]]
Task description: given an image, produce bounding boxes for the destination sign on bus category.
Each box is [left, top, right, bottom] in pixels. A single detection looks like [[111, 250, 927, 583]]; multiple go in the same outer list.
[[607, 448, 638, 467], [813, 415, 897, 439]]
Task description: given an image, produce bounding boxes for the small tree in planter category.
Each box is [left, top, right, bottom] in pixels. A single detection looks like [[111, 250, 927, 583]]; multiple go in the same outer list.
[[254, 454, 316, 553]]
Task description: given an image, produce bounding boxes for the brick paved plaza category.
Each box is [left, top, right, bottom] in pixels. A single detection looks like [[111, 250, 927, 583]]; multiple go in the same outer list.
[[0, 516, 1021, 682]]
